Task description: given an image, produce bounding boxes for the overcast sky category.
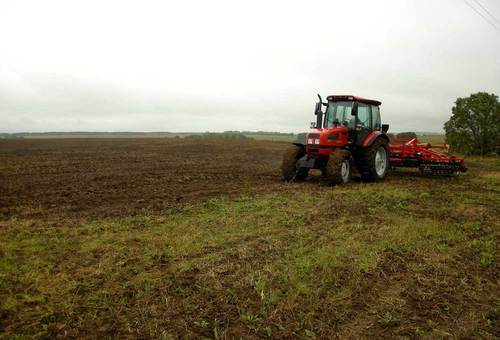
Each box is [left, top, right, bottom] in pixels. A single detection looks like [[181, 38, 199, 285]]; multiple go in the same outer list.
[[1, 0, 499, 133]]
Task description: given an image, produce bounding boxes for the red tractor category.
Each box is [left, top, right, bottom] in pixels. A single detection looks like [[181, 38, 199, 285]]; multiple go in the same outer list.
[[281, 94, 466, 185]]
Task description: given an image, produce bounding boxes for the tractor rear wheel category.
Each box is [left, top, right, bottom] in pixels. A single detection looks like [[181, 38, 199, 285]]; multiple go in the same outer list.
[[323, 150, 351, 186], [281, 145, 308, 181], [358, 138, 389, 182]]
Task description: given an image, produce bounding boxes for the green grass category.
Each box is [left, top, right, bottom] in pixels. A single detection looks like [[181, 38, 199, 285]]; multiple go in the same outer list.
[[8, 131, 442, 144], [417, 134, 445, 144], [0, 159, 498, 338], [243, 133, 296, 142], [12, 131, 297, 141]]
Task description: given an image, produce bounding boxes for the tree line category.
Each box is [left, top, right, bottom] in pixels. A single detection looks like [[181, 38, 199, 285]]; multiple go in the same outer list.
[[444, 92, 499, 156]]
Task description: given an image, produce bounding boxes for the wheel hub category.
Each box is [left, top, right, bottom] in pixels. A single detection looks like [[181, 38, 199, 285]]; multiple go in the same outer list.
[[375, 147, 387, 177], [341, 160, 350, 183]]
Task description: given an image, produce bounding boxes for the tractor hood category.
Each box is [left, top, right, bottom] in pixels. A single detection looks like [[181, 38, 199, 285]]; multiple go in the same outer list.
[[306, 126, 349, 148]]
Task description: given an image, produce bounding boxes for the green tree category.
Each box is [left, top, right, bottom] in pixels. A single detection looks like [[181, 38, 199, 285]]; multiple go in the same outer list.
[[444, 92, 500, 156]]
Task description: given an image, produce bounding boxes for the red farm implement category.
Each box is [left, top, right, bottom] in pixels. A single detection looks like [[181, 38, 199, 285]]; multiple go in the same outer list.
[[389, 137, 467, 176]]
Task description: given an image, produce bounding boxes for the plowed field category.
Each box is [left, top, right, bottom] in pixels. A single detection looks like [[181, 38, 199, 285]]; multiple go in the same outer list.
[[0, 138, 286, 221], [0, 138, 498, 338]]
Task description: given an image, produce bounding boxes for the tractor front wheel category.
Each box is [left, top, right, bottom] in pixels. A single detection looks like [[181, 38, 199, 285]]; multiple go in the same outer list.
[[323, 150, 351, 186], [281, 145, 308, 181]]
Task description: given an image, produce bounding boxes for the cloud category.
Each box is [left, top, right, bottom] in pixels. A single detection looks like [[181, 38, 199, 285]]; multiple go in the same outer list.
[[1, 0, 499, 133]]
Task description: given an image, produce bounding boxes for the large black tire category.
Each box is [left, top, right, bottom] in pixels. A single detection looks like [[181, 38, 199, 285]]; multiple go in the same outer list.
[[281, 145, 308, 181], [322, 149, 352, 186], [357, 138, 389, 182]]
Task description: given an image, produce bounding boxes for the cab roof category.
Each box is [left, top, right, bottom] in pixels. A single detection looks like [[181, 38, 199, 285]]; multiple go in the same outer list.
[[326, 95, 381, 106]]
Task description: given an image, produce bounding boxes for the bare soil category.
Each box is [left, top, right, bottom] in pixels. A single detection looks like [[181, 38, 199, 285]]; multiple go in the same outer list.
[[0, 138, 497, 338], [0, 138, 285, 221]]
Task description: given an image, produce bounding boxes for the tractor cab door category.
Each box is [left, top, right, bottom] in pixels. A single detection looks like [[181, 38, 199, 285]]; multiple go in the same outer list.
[[355, 103, 372, 145], [348, 102, 373, 146], [351, 103, 382, 146]]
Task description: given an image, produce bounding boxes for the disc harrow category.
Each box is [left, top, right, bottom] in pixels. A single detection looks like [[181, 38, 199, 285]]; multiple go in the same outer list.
[[388, 137, 467, 175]]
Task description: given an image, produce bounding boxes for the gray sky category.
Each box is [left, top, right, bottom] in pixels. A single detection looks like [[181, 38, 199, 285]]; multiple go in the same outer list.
[[1, 0, 499, 133]]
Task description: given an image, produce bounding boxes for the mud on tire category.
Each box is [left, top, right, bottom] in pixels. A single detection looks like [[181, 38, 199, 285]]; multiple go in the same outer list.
[[281, 144, 308, 181], [357, 137, 389, 182], [323, 149, 351, 186]]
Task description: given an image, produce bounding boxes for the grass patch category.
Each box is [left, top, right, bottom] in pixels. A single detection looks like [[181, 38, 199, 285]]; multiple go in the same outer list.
[[0, 159, 498, 338]]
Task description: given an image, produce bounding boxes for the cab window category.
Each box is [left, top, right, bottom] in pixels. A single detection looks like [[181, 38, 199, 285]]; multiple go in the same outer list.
[[357, 103, 370, 128], [325, 101, 353, 128], [371, 105, 381, 130]]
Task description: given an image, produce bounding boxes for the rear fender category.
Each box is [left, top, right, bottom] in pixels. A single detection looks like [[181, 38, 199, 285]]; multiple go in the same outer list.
[[362, 132, 389, 147]]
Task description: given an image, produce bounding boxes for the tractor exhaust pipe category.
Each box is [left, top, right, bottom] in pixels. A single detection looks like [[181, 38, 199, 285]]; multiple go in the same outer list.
[[315, 94, 324, 129]]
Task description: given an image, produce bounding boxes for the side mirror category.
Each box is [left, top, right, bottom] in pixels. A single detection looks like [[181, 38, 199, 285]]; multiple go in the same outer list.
[[310, 122, 317, 129], [381, 124, 389, 133], [351, 102, 358, 116]]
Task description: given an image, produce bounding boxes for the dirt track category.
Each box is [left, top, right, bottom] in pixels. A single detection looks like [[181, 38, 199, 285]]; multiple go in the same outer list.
[[0, 138, 287, 221]]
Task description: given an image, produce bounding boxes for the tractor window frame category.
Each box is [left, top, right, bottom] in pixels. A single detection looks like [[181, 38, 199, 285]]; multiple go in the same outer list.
[[356, 102, 371, 129], [371, 105, 381, 131], [324, 101, 354, 129]]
